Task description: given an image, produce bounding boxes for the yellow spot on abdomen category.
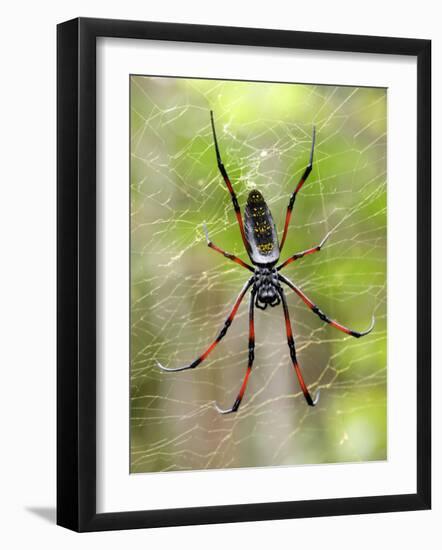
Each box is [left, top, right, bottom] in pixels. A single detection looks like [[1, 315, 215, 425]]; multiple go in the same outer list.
[[258, 243, 274, 253]]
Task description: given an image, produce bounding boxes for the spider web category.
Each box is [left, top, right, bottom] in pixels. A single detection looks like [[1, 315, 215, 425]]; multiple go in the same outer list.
[[130, 76, 387, 473]]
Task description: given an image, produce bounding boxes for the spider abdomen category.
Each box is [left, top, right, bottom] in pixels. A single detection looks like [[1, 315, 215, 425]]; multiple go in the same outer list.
[[244, 190, 280, 266]]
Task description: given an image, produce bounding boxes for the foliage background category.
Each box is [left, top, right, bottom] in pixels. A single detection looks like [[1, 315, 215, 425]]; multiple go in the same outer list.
[[130, 76, 387, 473]]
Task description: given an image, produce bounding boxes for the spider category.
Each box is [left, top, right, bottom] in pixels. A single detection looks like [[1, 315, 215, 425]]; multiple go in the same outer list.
[[156, 111, 375, 414]]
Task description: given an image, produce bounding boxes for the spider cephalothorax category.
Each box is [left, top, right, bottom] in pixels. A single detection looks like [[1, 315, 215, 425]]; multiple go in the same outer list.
[[254, 267, 281, 310], [157, 110, 375, 414]]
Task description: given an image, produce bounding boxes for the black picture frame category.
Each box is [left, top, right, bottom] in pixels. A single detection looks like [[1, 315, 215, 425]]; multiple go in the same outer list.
[[57, 17, 431, 532]]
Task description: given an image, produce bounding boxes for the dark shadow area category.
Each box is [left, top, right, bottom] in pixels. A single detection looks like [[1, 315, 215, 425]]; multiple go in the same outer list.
[[26, 506, 56, 524]]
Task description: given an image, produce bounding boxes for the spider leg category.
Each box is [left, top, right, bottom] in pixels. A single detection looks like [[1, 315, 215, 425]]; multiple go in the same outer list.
[[203, 223, 254, 272], [279, 126, 316, 252], [210, 111, 250, 253], [215, 290, 256, 414], [277, 230, 331, 271], [279, 273, 375, 338], [156, 277, 254, 372], [279, 287, 319, 407]]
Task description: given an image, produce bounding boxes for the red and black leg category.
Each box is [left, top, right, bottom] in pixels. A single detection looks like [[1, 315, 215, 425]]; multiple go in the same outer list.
[[210, 111, 250, 254], [215, 289, 256, 414], [277, 230, 331, 271], [279, 273, 375, 338], [279, 287, 319, 407], [203, 224, 254, 272], [156, 277, 254, 372], [279, 126, 316, 252]]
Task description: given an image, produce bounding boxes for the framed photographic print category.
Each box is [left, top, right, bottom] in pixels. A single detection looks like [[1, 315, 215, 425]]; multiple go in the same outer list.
[[57, 17, 431, 532]]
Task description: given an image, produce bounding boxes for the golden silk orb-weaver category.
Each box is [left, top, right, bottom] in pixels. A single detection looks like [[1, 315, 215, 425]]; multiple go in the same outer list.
[[156, 111, 375, 414]]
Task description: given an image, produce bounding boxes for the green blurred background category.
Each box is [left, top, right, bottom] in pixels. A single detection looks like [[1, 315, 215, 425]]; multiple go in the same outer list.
[[130, 76, 387, 473]]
